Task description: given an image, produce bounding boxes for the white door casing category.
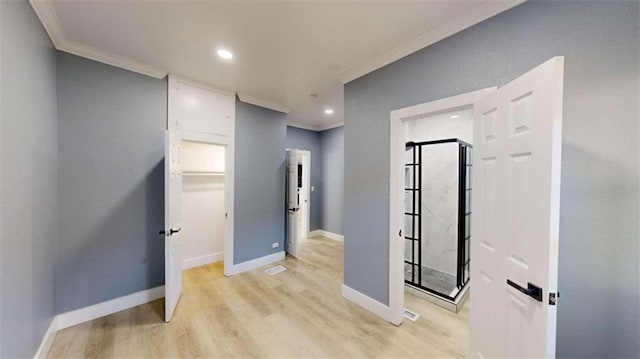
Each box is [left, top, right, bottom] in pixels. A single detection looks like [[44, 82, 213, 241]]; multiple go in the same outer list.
[[168, 74, 236, 277], [164, 130, 183, 322], [286, 149, 300, 257], [469, 56, 564, 358], [389, 87, 496, 326]]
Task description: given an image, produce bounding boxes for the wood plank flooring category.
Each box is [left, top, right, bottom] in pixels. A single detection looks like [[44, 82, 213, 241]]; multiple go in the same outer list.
[[48, 237, 468, 358]]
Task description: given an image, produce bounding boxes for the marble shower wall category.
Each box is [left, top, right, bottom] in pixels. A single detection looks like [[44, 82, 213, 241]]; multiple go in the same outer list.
[[405, 109, 472, 276]]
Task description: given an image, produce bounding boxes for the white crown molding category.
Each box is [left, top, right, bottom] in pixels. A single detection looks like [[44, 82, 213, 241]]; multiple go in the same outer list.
[[287, 121, 344, 132], [287, 121, 318, 131], [238, 94, 290, 114], [338, 0, 525, 84], [29, 0, 64, 48], [316, 122, 344, 132], [60, 41, 167, 79], [29, 0, 288, 113], [29, 0, 167, 79], [170, 74, 235, 97]]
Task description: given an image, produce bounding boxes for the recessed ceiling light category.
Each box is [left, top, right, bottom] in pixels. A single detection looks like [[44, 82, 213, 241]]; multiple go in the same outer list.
[[324, 108, 334, 115], [217, 48, 233, 59], [450, 114, 460, 119]]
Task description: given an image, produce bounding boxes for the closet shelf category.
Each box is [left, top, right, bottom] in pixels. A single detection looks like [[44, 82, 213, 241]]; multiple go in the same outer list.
[[182, 171, 225, 176]]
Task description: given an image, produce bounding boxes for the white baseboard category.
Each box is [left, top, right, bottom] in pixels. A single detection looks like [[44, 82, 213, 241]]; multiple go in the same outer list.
[[226, 251, 285, 276], [34, 286, 165, 358], [341, 284, 400, 325], [309, 229, 344, 242], [56, 286, 165, 330], [183, 251, 223, 270], [34, 316, 58, 359]]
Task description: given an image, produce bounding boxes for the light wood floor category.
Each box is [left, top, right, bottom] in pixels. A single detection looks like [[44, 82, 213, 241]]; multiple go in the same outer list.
[[48, 237, 468, 358]]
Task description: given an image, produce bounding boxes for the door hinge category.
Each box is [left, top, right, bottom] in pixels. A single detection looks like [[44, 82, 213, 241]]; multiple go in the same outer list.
[[549, 292, 560, 306]]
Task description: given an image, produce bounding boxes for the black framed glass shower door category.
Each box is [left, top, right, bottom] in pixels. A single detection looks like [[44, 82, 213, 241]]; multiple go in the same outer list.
[[404, 138, 472, 301]]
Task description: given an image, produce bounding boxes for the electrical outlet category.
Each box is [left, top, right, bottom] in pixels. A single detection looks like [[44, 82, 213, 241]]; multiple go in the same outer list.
[[311, 186, 315, 192], [272, 242, 279, 248]]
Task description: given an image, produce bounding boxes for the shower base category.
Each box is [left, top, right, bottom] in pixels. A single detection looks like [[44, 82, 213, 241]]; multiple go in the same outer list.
[[404, 264, 457, 297], [405, 281, 469, 313]]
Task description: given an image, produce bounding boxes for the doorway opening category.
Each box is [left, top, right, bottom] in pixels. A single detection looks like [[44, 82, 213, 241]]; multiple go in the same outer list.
[[388, 87, 496, 324], [389, 57, 564, 357], [181, 140, 226, 270]]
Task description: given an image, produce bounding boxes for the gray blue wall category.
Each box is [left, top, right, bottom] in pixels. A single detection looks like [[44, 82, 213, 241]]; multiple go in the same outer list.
[[320, 127, 344, 235], [56, 55, 291, 312], [56, 52, 166, 313], [286, 126, 322, 231], [234, 99, 287, 263], [343, 1, 639, 357], [0, 1, 58, 357]]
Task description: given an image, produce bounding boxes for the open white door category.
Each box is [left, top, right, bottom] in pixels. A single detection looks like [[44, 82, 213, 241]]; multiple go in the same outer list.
[[469, 57, 564, 357], [164, 131, 183, 322], [286, 149, 300, 257]]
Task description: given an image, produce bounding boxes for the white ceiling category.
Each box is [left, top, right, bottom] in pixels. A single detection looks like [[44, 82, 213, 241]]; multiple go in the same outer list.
[[32, 0, 522, 130]]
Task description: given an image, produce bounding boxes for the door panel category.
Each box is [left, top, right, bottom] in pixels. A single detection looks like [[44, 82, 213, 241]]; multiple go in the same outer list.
[[165, 131, 183, 322], [286, 149, 299, 257], [469, 57, 564, 358]]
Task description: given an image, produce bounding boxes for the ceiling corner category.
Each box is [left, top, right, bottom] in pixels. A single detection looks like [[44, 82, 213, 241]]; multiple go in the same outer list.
[[238, 94, 290, 114], [316, 122, 344, 132], [338, 0, 525, 84], [286, 121, 319, 131], [286, 121, 344, 132], [29, 0, 168, 79], [30, 0, 65, 48], [59, 41, 167, 79]]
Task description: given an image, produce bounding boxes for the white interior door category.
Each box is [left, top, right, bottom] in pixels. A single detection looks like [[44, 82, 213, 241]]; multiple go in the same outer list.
[[297, 152, 309, 239], [164, 131, 183, 322], [469, 57, 564, 358], [286, 149, 300, 257]]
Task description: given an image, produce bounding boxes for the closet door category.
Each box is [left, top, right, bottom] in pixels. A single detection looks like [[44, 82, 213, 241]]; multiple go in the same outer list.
[[164, 130, 183, 322], [286, 149, 300, 257]]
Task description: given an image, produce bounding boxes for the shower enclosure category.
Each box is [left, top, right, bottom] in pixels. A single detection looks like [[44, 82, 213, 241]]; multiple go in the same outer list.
[[404, 138, 472, 302]]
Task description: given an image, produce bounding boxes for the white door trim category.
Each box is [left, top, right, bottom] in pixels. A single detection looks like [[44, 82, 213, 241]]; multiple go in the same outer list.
[[388, 87, 496, 325], [177, 130, 236, 277], [167, 75, 237, 278]]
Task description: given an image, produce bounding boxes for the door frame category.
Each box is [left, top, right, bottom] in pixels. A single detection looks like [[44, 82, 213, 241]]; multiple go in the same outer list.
[[388, 87, 496, 325], [178, 130, 234, 274], [168, 74, 236, 277]]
